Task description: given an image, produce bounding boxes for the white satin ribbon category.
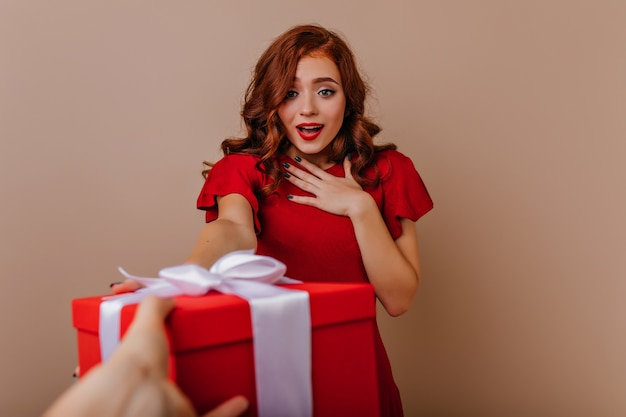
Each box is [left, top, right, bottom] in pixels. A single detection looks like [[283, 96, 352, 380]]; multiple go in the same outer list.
[[99, 250, 312, 417]]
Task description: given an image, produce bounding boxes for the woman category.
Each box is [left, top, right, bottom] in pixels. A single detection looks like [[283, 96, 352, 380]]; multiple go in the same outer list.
[[115, 24, 432, 416]]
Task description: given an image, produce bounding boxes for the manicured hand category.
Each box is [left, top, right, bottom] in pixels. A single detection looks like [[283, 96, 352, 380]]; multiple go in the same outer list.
[[110, 279, 144, 294], [283, 156, 374, 217]]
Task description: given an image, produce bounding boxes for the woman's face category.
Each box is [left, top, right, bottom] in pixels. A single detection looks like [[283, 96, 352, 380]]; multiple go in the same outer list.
[[278, 54, 346, 168]]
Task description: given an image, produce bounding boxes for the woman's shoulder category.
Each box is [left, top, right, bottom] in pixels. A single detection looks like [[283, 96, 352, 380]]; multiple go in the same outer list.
[[205, 153, 267, 184], [375, 148, 411, 161], [214, 152, 262, 166], [209, 152, 264, 173], [372, 148, 417, 177], [372, 148, 433, 224]]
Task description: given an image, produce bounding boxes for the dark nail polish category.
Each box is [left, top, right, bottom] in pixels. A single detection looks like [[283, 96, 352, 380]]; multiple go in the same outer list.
[[287, 194, 294, 199], [347, 153, 352, 161], [109, 281, 123, 288], [294, 156, 302, 162], [283, 172, 291, 178], [282, 162, 290, 168]]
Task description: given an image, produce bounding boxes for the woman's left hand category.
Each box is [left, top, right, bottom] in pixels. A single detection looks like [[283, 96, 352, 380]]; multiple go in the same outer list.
[[283, 156, 373, 217]]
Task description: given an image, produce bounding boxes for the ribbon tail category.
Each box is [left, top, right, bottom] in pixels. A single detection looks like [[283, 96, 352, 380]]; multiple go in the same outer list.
[[248, 290, 312, 417], [99, 285, 182, 362], [99, 293, 146, 362]]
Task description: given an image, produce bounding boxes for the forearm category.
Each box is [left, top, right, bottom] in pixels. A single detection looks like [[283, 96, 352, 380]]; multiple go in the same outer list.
[[349, 195, 419, 317], [185, 219, 257, 269], [111, 195, 256, 295]]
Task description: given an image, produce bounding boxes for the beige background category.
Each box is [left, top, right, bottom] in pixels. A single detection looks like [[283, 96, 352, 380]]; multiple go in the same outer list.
[[1, 1, 625, 416]]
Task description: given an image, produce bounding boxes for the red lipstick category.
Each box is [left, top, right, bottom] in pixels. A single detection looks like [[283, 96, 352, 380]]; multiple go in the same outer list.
[[296, 123, 324, 141]]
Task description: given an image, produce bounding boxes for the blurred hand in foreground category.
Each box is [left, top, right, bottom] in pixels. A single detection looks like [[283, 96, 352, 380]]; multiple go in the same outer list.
[[44, 295, 248, 417]]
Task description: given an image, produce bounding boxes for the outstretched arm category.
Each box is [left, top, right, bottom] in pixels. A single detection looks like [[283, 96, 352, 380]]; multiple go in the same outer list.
[[282, 157, 420, 317], [184, 193, 257, 268], [111, 194, 257, 294]]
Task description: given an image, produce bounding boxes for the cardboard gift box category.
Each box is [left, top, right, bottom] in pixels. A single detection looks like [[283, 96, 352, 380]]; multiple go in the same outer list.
[[72, 282, 380, 417]]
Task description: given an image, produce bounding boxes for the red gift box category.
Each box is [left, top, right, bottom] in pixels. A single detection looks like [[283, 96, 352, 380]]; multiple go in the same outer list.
[[72, 282, 380, 417]]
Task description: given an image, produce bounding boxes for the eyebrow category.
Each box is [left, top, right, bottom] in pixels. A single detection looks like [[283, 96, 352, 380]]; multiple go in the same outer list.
[[293, 76, 340, 85]]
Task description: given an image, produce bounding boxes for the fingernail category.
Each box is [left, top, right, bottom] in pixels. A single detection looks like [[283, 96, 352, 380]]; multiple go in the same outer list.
[[287, 194, 294, 199], [282, 162, 290, 168], [347, 153, 352, 161], [294, 156, 302, 162], [109, 282, 123, 288], [283, 172, 291, 178]]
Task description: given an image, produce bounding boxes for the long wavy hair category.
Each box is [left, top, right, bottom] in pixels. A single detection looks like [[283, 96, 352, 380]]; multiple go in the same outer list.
[[204, 24, 396, 194]]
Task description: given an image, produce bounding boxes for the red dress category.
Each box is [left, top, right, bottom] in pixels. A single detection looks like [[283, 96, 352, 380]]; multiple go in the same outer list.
[[197, 150, 433, 417]]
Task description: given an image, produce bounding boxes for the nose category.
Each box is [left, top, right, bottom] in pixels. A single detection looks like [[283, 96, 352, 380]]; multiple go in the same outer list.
[[299, 93, 318, 116]]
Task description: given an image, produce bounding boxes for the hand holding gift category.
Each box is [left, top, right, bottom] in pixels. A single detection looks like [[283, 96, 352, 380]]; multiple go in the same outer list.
[[110, 277, 143, 294], [72, 252, 380, 416], [46, 295, 248, 417]]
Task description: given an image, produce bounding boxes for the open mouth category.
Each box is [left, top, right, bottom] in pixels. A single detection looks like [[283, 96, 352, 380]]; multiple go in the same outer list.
[[297, 124, 324, 140]]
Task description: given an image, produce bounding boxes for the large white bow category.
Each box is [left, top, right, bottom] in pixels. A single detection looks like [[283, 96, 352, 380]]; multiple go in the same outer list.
[[99, 250, 312, 417]]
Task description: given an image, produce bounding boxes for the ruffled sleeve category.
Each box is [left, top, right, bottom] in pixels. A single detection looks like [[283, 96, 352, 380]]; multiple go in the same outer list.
[[196, 154, 265, 233], [378, 150, 433, 239]]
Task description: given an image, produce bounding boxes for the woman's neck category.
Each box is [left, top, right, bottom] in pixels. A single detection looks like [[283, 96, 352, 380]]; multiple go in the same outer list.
[[285, 147, 336, 170]]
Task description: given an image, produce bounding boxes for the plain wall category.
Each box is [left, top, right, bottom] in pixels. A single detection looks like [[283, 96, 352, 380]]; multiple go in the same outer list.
[[2, 1, 625, 416]]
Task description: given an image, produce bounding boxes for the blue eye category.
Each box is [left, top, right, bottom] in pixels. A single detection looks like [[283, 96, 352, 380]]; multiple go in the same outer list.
[[319, 89, 335, 97], [285, 90, 298, 99]]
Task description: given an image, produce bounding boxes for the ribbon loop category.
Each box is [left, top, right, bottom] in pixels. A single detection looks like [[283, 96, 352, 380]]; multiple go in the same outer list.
[[159, 264, 222, 296], [210, 250, 287, 284]]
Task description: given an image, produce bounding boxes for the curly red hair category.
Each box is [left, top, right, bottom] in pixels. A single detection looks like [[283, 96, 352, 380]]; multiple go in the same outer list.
[[204, 24, 395, 194]]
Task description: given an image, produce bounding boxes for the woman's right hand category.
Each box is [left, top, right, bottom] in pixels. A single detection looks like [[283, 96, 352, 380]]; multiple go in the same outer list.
[[110, 279, 144, 294]]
